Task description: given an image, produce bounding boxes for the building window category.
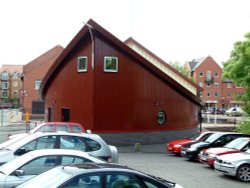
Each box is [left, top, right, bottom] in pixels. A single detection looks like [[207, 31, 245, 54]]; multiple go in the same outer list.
[[199, 82, 203, 87], [227, 93, 231, 98], [199, 92, 203, 97], [2, 82, 9, 89], [206, 71, 211, 80], [226, 83, 232, 88], [12, 81, 18, 87], [214, 92, 219, 97], [77, 56, 88, 72], [207, 93, 210, 97], [12, 72, 19, 79], [104, 57, 118, 72], [35, 80, 42, 90], [13, 91, 18, 96], [1, 72, 9, 80], [215, 72, 219, 77], [199, 72, 203, 77], [1, 91, 8, 98], [214, 82, 219, 88], [207, 82, 211, 87], [157, 111, 166, 125]]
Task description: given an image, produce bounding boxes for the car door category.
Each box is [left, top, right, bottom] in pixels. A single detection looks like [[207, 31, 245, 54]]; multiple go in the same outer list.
[[4, 155, 58, 188], [14, 136, 58, 156]]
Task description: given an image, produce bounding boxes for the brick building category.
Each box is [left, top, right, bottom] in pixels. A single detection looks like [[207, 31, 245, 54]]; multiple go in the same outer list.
[[23, 45, 64, 114], [0, 65, 23, 108], [184, 56, 245, 110]]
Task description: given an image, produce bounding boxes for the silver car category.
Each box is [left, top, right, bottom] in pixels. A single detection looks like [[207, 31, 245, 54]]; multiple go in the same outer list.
[[0, 132, 118, 165], [214, 149, 250, 182], [0, 149, 105, 188], [17, 163, 183, 188]]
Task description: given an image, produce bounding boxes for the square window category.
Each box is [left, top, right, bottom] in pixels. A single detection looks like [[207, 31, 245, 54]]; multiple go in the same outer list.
[[77, 56, 88, 72], [104, 57, 118, 72]]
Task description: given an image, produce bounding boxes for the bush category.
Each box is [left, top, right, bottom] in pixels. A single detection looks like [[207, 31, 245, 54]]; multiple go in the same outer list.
[[236, 117, 250, 134]]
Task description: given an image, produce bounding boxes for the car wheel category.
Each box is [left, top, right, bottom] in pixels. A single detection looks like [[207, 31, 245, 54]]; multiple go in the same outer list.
[[236, 164, 250, 182]]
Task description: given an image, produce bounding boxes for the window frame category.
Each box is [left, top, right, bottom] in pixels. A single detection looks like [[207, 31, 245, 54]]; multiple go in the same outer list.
[[77, 56, 88, 72], [104, 56, 118, 73], [35, 80, 42, 90]]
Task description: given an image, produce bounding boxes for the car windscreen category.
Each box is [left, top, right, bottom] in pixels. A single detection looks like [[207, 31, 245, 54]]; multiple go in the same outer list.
[[224, 138, 249, 150], [203, 133, 222, 143]]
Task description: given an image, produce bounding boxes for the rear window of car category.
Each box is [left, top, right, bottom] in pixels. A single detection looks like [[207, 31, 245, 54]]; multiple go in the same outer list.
[[59, 136, 101, 152], [71, 125, 83, 133], [56, 124, 70, 132]]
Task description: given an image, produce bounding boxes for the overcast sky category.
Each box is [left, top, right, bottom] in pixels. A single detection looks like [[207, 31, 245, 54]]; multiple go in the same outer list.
[[1, 0, 250, 67]]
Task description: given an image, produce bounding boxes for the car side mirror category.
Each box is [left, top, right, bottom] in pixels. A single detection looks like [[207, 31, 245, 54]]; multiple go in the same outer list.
[[14, 148, 27, 156], [15, 170, 24, 176]]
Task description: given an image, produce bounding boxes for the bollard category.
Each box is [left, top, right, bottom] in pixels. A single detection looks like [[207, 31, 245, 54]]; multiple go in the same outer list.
[[134, 143, 141, 152]]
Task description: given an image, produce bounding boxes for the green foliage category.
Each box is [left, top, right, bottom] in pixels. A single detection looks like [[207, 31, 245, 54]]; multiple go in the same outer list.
[[236, 118, 250, 134], [169, 61, 192, 80], [223, 32, 250, 116]]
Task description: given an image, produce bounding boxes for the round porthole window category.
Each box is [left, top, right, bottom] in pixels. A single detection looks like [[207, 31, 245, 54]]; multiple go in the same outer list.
[[157, 111, 166, 125]]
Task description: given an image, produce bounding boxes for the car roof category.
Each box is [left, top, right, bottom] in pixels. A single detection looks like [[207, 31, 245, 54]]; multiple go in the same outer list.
[[0, 150, 105, 175], [6, 132, 104, 150]]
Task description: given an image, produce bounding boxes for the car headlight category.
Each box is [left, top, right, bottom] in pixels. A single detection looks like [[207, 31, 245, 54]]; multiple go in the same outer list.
[[223, 160, 234, 165], [173, 144, 182, 148]]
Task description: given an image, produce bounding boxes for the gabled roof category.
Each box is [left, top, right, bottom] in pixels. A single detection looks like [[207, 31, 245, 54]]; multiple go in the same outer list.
[[41, 19, 202, 105], [187, 57, 207, 71], [124, 37, 201, 95], [24, 45, 64, 75], [0, 65, 23, 74]]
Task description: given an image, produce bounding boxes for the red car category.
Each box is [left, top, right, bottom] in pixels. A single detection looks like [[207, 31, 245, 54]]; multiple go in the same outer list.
[[198, 137, 250, 167], [8, 122, 85, 140], [166, 132, 213, 155]]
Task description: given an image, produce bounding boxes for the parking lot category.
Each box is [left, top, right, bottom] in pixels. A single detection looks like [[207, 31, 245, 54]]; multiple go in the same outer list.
[[0, 123, 249, 188], [119, 152, 249, 188]]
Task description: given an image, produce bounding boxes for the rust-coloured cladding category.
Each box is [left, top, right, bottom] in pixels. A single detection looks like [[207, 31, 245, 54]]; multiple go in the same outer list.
[[44, 38, 94, 129], [93, 36, 198, 132]]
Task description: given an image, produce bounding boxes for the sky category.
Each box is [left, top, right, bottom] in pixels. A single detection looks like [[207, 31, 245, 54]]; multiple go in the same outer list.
[[1, 0, 250, 68]]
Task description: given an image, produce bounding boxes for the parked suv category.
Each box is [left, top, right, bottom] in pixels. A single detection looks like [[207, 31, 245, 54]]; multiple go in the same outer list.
[[0, 132, 118, 165], [181, 132, 249, 161]]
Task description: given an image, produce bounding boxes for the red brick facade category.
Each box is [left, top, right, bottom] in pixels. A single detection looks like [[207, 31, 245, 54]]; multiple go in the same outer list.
[[23, 45, 64, 113], [185, 56, 245, 109]]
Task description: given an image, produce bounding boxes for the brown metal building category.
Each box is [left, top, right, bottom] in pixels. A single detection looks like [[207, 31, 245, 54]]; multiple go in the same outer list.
[[41, 19, 202, 145]]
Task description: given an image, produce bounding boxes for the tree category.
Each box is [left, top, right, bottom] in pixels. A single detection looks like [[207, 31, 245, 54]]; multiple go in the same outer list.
[[223, 32, 250, 134], [169, 61, 190, 78]]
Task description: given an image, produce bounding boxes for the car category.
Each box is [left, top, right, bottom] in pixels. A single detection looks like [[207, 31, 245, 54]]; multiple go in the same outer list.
[[214, 149, 250, 182], [166, 132, 213, 155], [181, 132, 249, 161], [16, 163, 184, 188], [198, 137, 250, 167], [8, 122, 85, 140], [225, 107, 246, 116], [0, 149, 105, 188], [0, 132, 118, 165]]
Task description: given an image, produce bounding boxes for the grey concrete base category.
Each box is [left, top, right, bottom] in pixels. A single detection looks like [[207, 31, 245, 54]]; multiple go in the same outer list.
[[98, 127, 198, 146]]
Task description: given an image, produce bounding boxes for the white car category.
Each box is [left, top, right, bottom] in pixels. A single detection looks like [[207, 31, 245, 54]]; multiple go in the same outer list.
[[0, 149, 105, 188], [225, 107, 246, 116], [214, 149, 250, 182], [17, 163, 184, 188], [0, 132, 118, 165]]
